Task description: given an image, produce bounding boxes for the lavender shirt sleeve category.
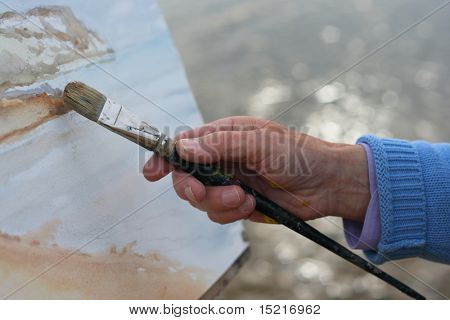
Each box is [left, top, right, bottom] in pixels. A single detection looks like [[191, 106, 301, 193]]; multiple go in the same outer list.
[[343, 143, 381, 250]]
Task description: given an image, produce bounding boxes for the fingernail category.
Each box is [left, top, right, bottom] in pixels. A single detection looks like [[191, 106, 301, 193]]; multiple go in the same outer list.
[[184, 186, 196, 202], [221, 188, 241, 207], [239, 195, 255, 214], [179, 139, 200, 152]]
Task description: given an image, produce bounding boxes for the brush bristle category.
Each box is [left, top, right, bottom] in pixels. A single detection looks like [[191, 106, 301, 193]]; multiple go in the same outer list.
[[63, 82, 107, 122]]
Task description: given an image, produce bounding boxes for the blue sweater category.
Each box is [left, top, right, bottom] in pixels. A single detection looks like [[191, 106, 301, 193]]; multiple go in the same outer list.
[[357, 135, 450, 264]]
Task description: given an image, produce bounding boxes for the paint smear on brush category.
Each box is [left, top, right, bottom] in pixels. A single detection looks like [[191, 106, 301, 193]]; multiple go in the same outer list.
[[0, 220, 209, 299]]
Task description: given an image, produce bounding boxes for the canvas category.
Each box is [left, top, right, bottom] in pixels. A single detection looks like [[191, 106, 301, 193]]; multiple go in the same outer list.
[[0, 0, 248, 299]]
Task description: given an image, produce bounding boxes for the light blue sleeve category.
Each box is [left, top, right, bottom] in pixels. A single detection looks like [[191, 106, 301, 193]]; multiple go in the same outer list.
[[357, 135, 450, 264]]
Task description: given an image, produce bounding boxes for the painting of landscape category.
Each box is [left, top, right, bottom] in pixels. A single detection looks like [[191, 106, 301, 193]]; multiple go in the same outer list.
[[0, 0, 248, 299]]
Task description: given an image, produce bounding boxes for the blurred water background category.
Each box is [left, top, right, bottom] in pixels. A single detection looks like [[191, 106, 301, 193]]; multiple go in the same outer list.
[[158, 0, 450, 299]]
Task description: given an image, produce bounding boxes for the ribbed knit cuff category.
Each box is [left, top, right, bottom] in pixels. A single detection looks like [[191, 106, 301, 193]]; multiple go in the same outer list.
[[356, 135, 427, 264]]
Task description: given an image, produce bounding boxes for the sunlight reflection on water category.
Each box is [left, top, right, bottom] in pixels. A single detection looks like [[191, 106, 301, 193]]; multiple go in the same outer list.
[[161, 0, 450, 299]]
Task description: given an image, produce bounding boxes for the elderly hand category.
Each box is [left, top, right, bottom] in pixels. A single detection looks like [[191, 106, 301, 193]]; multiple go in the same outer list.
[[143, 116, 369, 224]]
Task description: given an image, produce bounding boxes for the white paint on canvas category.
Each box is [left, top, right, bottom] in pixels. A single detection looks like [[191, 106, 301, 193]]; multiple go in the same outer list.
[[0, 0, 248, 299]]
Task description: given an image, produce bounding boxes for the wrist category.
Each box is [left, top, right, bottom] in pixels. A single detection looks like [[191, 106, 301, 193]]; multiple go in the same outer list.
[[329, 143, 370, 222]]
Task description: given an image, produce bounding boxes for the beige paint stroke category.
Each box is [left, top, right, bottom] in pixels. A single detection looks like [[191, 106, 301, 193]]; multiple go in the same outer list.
[[0, 93, 70, 144], [0, 4, 247, 300], [0, 220, 209, 299], [0, 6, 208, 299]]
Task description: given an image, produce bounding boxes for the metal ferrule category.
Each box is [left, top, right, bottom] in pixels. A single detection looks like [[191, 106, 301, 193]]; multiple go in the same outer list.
[[97, 99, 173, 156]]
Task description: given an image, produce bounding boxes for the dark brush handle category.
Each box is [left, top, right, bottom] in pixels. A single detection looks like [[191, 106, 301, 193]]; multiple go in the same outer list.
[[165, 148, 425, 300]]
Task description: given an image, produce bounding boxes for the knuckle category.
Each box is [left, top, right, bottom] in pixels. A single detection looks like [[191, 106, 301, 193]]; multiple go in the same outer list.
[[199, 125, 216, 136]]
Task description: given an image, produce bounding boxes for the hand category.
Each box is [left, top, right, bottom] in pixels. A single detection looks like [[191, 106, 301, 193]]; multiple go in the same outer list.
[[143, 116, 370, 224]]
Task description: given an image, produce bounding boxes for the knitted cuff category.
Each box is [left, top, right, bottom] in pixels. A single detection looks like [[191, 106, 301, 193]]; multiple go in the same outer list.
[[356, 135, 427, 264]]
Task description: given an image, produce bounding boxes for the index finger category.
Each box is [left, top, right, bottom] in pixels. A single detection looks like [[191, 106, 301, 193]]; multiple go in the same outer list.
[[177, 116, 273, 140]]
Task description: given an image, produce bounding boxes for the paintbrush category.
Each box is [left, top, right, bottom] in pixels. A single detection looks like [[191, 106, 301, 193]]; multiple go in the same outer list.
[[63, 81, 425, 300]]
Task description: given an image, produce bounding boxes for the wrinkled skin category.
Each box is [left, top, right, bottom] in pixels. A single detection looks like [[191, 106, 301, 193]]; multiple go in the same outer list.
[[143, 116, 369, 225]]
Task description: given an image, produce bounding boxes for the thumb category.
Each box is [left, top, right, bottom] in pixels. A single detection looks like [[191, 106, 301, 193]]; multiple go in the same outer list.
[[176, 130, 264, 164]]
